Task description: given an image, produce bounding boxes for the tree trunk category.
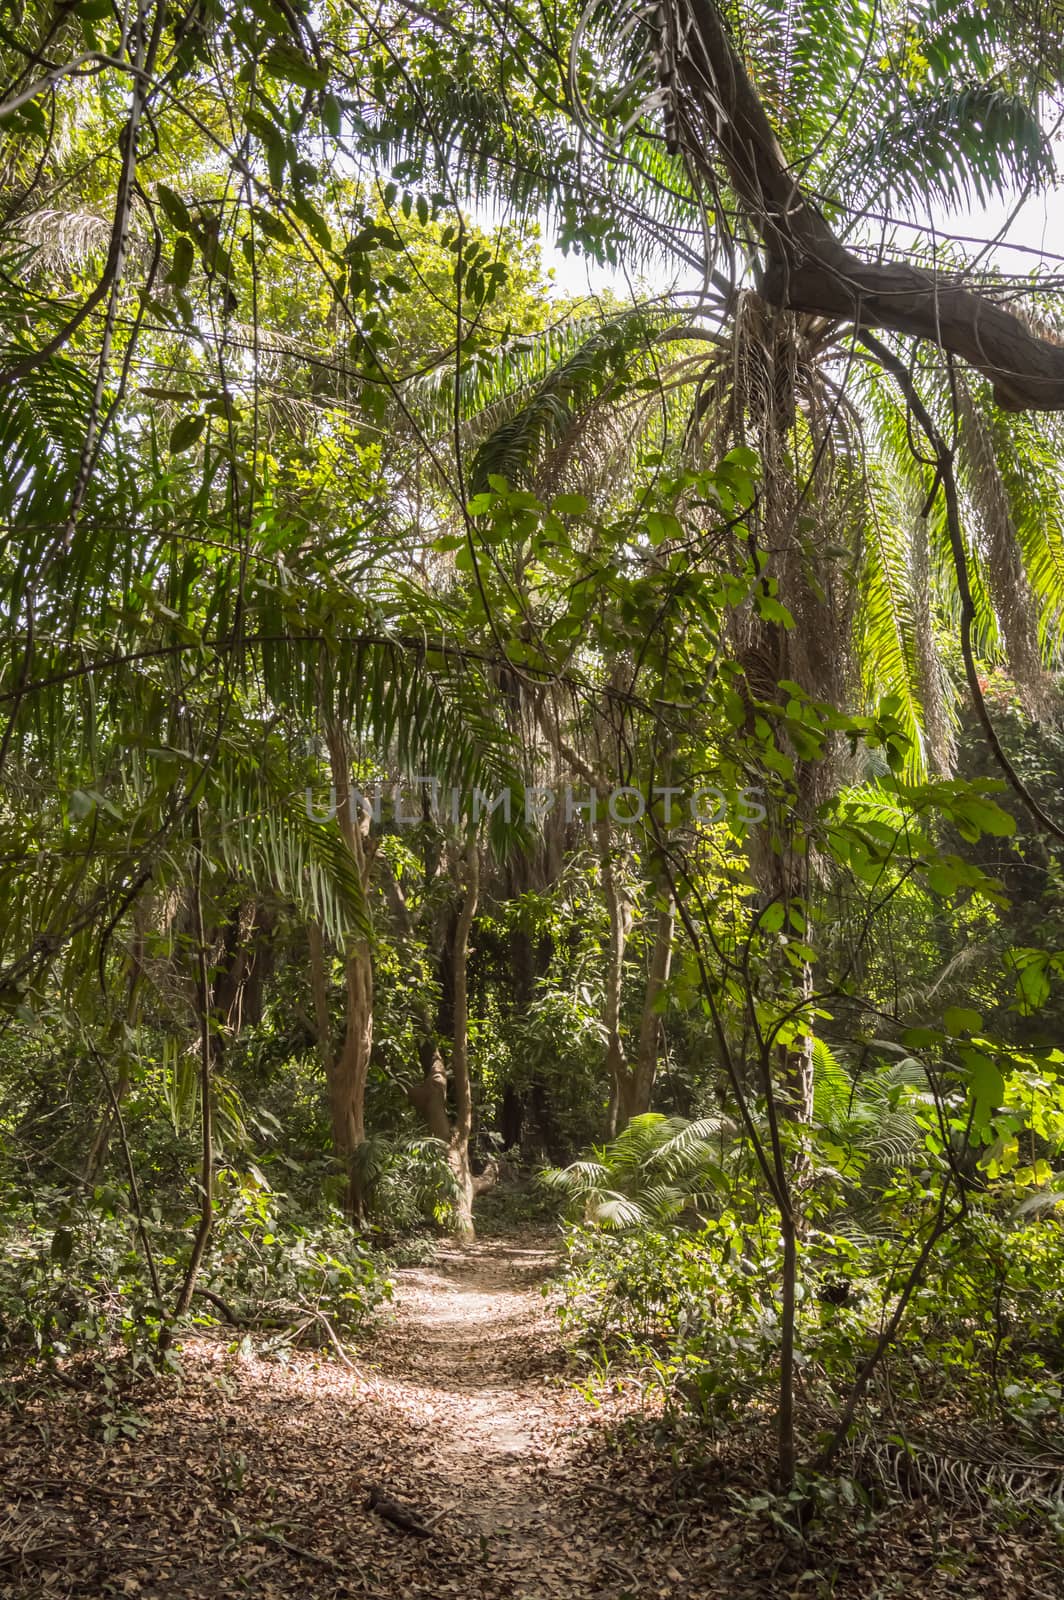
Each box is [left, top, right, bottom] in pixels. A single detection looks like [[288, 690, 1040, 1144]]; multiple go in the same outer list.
[[675, 0, 1064, 413], [500, 1083, 523, 1150], [408, 836, 483, 1236], [446, 836, 479, 1236], [618, 889, 675, 1124], [596, 814, 633, 1137], [777, 1207, 798, 1486], [84, 896, 149, 1186], [779, 959, 815, 1195], [305, 726, 375, 1222], [175, 809, 215, 1316], [212, 902, 262, 1039]]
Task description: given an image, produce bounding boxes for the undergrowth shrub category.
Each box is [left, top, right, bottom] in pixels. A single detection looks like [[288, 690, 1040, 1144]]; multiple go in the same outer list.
[[549, 1116, 1064, 1437], [0, 1169, 392, 1376], [0, 1188, 170, 1375], [557, 1217, 783, 1423], [202, 1166, 392, 1342], [353, 1133, 458, 1233], [556, 1204, 1064, 1436]]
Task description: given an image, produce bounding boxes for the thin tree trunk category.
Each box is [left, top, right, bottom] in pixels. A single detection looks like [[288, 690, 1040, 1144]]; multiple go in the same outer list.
[[765, 861, 814, 1483], [447, 836, 479, 1235], [779, 958, 815, 1196], [84, 898, 148, 1185], [778, 1208, 798, 1485], [334, 941, 373, 1218], [533, 697, 635, 1137], [620, 888, 676, 1124], [91, 1045, 162, 1302], [175, 809, 214, 1316], [325, 726, 375, 1221], [596, 814, 633, 1137], [407, 835, 489, 1236], [308, 918, 333, 1071], [83, 1064, 129, 1186]]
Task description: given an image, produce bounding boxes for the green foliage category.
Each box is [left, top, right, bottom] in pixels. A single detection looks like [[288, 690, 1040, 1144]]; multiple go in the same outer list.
[[353, 1134, 459, 1232], [0, 1171, 392, 1379], [557, 1218, 782, 1421], [0, 1190, 170, 1381], [540, 1112, 731, 1228], [201, 1168, 392, 1344], [556, 1192, 1064, 1432], [1, 0, 1064, 1523]]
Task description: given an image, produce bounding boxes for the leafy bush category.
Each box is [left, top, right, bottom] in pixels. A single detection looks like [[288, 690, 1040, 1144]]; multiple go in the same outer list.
[[555, 1194, 1064, 1435], [198, 1166, 393, 1343], [556, 1215, 785, 1423], [0, 1170, 393, 1377], [0, 1186, 171, 1376], [353, 1133, 458, 1232]]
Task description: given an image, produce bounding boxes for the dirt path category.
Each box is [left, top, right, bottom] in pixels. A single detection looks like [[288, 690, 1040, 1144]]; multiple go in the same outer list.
[[0, 1229, 661, 1600], [5, 1228, 1054, 1599], [362, 1229, 637, 1595]]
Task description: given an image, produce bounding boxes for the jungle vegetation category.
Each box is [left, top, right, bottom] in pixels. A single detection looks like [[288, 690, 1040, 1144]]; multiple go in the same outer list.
[[2, 0, 1064, 1540]]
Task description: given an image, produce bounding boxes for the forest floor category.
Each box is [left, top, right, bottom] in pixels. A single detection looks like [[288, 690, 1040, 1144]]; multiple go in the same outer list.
[[2, 1223, 1063, 1599]]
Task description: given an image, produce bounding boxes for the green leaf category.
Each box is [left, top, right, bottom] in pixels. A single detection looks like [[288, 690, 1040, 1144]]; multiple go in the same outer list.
[[289, 194, 332, 250], [320, 91, 341, 137], [900, 1027, 941, 1050], [646, 511, 681, 546], [754, 594, 795, 628], [156, 184, 192, 233], [168, 235, 194, 289], [944, 1005, 982, 1035], [725, 445, 760, 475], [1013, 951, 1051, 1013], [170, 413, 206, 453], [264, 43, 329, 91], [722, 688, 746, 728], [966, 1052, 1005, 1128], [252, 206, 291, 245], [552, 493, 588, 516], [51, 1227, 74, 1264]]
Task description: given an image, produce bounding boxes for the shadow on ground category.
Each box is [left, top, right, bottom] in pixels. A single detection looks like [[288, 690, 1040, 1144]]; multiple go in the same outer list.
[[2, 1228, 1061, 1599]]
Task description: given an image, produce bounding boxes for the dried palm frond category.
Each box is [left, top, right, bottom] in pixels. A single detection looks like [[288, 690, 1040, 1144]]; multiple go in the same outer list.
[[956, 377, 1055, 716], [16, 208, 114, 274], [845, 1423, 1064, 1513]]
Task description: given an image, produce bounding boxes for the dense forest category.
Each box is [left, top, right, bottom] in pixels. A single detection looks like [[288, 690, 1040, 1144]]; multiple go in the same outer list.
[[2, 1, 1064, 1595]]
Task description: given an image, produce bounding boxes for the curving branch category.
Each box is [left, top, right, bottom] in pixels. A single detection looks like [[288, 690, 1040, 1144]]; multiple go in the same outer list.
[[671, 0, 1064, 412]]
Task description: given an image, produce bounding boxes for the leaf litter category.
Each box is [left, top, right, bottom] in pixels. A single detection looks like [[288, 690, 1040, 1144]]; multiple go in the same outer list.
[[1, 1226, 1061, 1599]]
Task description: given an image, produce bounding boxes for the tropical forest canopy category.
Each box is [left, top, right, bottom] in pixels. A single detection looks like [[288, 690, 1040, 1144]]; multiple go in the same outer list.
[[4, 0, 1064, 1558]]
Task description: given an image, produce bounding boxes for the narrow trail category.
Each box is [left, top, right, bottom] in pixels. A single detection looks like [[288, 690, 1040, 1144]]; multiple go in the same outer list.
[[1, 1228, 673, 1600], [363, 1228, 635, 1594], [6, 1226, 1051, 1599]]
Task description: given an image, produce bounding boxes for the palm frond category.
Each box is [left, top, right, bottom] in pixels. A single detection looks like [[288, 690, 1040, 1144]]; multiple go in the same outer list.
[[841, 87, 1053, 215]]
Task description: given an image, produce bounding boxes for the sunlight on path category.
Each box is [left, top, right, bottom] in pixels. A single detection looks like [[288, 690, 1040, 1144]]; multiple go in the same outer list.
[[5, 1229, 1049, 1598], [363, 1231, 622, 1591]]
